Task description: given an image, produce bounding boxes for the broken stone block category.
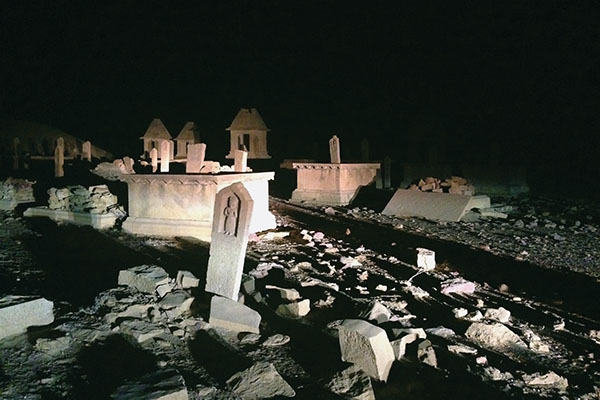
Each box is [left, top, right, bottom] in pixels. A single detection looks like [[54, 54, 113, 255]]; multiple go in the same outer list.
[[338, 319, 395, 382], [0, 296, 54, 340], [275, 299, 310, 319], [156, 282, 175, 298], [265, 285, 301, 301], [118, 265, 170, 294], [440, 278, 476, 295], [522, 371, 568, 392], [262, 333, 290, 347], [484, 307, 511, 323], [390, 328, 427, 359], [158, 291, 194, 320], [327, 364, 376, 400], [361, 301, 391, 324], [465, 322, 527, 352], [111, 368, 188, 400], [226, 362, 295, 399], [209, 296, 261, 334], [175, 270, 199, 289], [416, 339, 437, 368], [240, 275, 256, 295], [416, 248, 436, 271]]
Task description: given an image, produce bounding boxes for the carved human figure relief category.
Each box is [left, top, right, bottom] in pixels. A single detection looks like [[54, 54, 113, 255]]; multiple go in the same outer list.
[[221, 194, 240, 236]]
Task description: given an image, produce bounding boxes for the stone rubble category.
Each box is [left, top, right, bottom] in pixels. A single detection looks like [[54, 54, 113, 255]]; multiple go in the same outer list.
[[0, 178, 35, 202], [408, 175, 475, 195], [47, 184, 121, 214], [226, 362, 296, 399], [0, 296, 54, 340], [118, 265, 171, 295]]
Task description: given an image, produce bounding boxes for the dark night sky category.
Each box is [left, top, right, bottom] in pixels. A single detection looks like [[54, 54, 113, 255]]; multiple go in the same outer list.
[[1, 2, 599, 172]]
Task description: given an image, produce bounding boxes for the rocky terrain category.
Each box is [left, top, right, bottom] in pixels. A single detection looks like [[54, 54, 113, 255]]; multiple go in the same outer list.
[[0, 194, 599, 399]]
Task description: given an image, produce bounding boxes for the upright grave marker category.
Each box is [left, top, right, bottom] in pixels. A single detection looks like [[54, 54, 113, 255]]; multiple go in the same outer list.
[[205, 182, 254, 300], [186, 143, 206, 173], [329, 135, 341, 164]]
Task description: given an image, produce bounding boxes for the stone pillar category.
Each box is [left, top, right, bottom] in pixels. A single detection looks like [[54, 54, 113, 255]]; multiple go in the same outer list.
[[56, 137, 64, 149], [186, 143, 206, 173], [234, 149, 248, 172], [384, 156, 392, 189], [160, 140, 170, 173], [82, 141, 91, 161], [54, 144, 64, 177], [361, 138, 370, 161], [150, 148, 158, 173], [205, 182, 254, 299], [329, 135, 341, 164]]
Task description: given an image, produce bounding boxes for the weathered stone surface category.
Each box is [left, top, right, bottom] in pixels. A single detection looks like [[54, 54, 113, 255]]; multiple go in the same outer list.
[[327, 364, 375, 400], [522, 371, 568, 392], [361, 301, 391, 324], [118, 265, 170, 294], [338, 319, 395, 382], [176, 270, 199, 289], [484, 307, 511, 323], [185, 143, 206, 173], [0, 296, 54, 340], [382, 189, 476, 222], [234, 149, 248, 172], [262, 334, 290, 347], [465, 322, 527, 352], [209, 296, 261, 334], [441, 278, 476, 295], [111, 368, 188, 400], [205, 183, 254, 300], [275, 299, 310, 319], [265, 285, 301, 301], [160, 140, 170, 172], [226, 362, 295, 399], [390, 328, 426, 359], [416, 339, 437, 368]]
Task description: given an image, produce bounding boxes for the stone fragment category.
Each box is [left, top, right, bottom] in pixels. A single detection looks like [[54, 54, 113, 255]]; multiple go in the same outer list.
[[426, 326, 456, 338], [240, 333, 262, 345], [361, 301, 392, 324], [416, 339, 437, 368], [327, 364, 375, 400], [262, 334, 290, 347], [441, 278, 476, 295], [465, 322, 527, 352], [118, 265, 170, 294], [226, 362, 295, 399], [522, 371, 568, 392], [156, 282, 175, 298], [111, 368, 188, 400], [338, 319, 395, 382], [0, 296, 54, 340], [176, 270, 199, 289], [390, 328, 427, 359], [416, 248, 436, 271], [209, 296, 261, 334], [265, 285, 301, 301], [484, 307, 511, 323], [453, 307, 468, 318], [233, 149, 248, 172], [447, 344, 478, 354], [275, 299, 310, 319], [240, 275, 256, 295], [205, 183, 254, 300], [483, 367, 514, 381]]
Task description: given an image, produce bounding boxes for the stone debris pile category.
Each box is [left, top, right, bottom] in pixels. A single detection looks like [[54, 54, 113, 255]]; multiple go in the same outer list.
[[47, 185, 120, 214], [408, 176, 474, 195], [0, 178, 35, 202]]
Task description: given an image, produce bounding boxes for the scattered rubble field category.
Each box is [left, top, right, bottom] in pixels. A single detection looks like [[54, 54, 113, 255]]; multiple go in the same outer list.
[[1, 194, 599, 399]]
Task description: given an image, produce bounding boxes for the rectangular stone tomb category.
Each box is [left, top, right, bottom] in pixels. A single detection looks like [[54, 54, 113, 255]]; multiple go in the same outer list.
[[119, 173, 276, 241], [291, 163, 380, 206], [382, 189, 490, 222], [23, 207, 117, 229]]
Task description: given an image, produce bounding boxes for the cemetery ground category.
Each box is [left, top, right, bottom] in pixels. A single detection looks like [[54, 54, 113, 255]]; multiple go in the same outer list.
[[1, 194, 599, 399]]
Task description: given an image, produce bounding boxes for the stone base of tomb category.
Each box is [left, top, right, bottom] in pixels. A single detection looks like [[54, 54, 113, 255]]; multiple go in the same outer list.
[[0, 200, 34, 211], [23, 207, 117, 229], [119, 172, 277, 241], [290, 163, 380, 206]]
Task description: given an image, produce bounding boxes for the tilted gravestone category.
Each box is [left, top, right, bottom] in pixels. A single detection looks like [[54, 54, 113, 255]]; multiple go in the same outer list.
[[329, 135, 341, 164], [186, 143, 206, 173], [150, 148, 158, 173], [160, 140, 170, 172], [82, 141, 91, 162], [205, 182, 254, 300]]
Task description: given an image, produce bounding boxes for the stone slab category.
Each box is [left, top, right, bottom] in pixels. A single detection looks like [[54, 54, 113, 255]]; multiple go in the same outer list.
[[382, 189, 475, 222], [0, 296, 54, 340], [24, 207, 117, 229], [118, 265, 170, 294], [209, 296, 261, 334]]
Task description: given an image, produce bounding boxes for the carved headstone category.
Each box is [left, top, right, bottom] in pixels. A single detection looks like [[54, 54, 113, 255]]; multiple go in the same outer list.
[[361, 138, 370, 161], [54, 145, 64, 177], [234, 149, 248, 172], [150, 148, 158, 173], [160, 141, 170, 172], [82, 141, 91, 161], [329, 135, 341, 164], [123, 156, 135, 174], [383, 156, 392, 189], [186, 143, 206, 173], [205, 182, 254, 300]]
